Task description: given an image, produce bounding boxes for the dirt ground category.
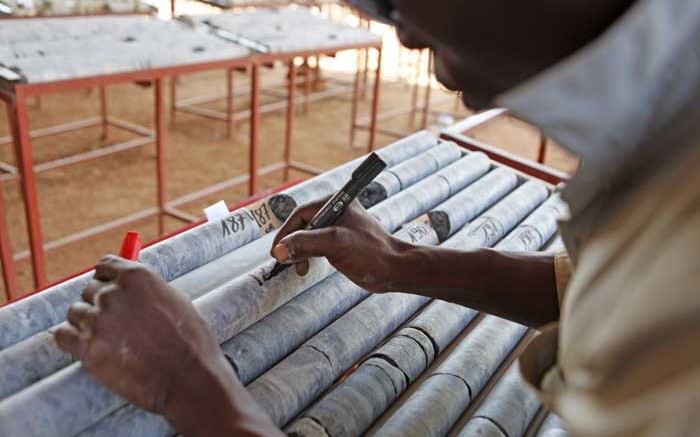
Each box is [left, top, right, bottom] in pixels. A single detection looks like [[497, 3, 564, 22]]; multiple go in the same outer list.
[[0, 60, 579, 300]]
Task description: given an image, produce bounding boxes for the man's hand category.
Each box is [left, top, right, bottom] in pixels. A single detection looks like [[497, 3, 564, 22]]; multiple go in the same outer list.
[[271, 200, 561, 328], [54, 255, 221, 413], [54, 255, 283, 437], [270, 199, 409, 292]]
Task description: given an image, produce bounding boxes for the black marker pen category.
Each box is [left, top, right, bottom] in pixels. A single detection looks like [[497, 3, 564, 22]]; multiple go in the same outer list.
[[264, 153, 387, 280]]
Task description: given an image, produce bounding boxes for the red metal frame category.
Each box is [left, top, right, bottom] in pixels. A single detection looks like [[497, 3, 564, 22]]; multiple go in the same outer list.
[[249, 64, 261, 195], [170, 43, 383, 212], [3, 87, 47, 288], [445, 108, 551, 164], [440, 109, 569, 185], [349, 48, 362, 149], [173, 42, 383, 154], [246, 50, 355, 189], [99, 87, 109, 139], [172, 65, 354, 140], [0, 115, 155, 183], [352, 48, 465, 141], [0, 177, 16, 300], [157, 54, 335, 224], [367, 47, 382, 152], [409, 49, 427, 126], [0, 17, 383, 298], [0, 55, 256, 297], [155, 78, 168, 235], [284, 59, 296, 182], [171, 70, 325, 143], [340, 45, 384, 151], [420, 51, 433, 130], [226, 68, 235, 139]]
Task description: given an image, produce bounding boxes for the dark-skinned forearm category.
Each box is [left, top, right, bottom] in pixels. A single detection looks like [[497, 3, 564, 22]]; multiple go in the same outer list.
[[388, 241, 559, 327], [163, 354, 284, 437]]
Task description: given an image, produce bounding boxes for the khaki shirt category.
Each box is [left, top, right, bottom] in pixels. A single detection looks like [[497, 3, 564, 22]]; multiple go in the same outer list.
[[492, 0, 700, 435], [520, 144, 700, 437]]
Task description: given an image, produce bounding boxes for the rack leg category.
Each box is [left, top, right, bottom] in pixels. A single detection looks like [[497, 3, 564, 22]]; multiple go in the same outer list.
[[0, 185, 18, 300], [361, 17, 371, 100], [409, 49, 425, 126], [155, 79, 167, 235], [303, 57, 311, 115], [284, 60, 296, 182], [99, 86, 108, 140], [249, 65, 260, 196], [312, 56, 321, 88], [169, 76, 177, 125], [368, 47, 383, 152], [361, 46, 370, 101], [0, 103, 18, 299], [421, 51, 434, 130], [538, 132, 548, 164], [11, 89, 47, 288], [349, 49, 362, 149], [227, 68, 235, 140]]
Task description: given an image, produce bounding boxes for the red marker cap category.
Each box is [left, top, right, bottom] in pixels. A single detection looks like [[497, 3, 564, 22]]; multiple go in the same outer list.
[[119, 231, 142, 261]]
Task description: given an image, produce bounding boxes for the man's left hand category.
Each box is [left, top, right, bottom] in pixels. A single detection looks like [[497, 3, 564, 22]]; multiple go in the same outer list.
[[54, 255, 227, 413]]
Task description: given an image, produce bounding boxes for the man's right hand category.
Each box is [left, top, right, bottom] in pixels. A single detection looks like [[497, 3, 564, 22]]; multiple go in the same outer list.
[[270, 198, 561, 328], [270, 199, 409, 292]]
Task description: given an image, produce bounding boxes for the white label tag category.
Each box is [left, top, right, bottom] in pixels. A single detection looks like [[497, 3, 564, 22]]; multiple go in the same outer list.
[[204, 200, 230, 222]]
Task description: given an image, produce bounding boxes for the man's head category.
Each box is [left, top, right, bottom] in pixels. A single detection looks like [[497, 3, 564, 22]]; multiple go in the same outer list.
[[347, 0, 635, 108]]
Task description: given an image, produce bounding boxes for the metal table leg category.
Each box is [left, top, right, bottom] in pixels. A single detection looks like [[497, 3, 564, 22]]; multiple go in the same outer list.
[[284, 59, 297, 182], [155, 79, 167, 235], [169, 76, 177, 125], [421, 51, 434, 130], [249, 65, 261, 196], [0, 102, 18, 298], [349, 50, 362, 149], [226, 68, 236, 140], [99, 87, 109, 140], [537, 131, 548, 164], [367, 47, 383, 152], [10, 87, 47, 288]]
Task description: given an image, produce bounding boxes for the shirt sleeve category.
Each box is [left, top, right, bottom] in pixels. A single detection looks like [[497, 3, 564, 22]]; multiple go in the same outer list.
[[518, 252, 572, 407], [553, 251, 573, 307], [518, 323, 562, 409]]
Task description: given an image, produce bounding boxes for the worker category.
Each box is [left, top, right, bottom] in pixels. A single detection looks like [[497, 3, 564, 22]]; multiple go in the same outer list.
[[55, 0, 700, 436]]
